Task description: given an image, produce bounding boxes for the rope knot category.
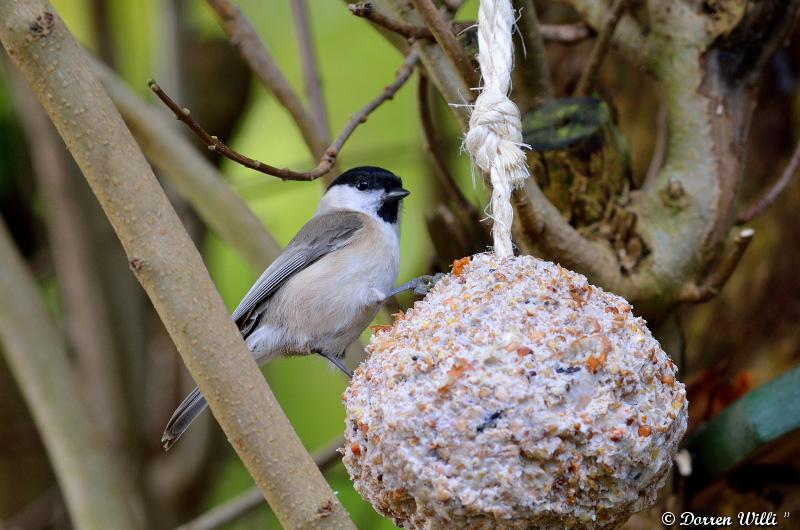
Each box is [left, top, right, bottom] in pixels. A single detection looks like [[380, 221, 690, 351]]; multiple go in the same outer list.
[[465, 91, 527, 187], [464, 0, 530, 257]]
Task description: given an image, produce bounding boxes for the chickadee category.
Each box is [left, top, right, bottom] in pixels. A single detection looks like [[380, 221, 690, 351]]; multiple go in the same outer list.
[[163, 166, 434, 450]]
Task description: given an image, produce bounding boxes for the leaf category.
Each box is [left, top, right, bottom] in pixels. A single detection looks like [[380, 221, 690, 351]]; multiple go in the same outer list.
[[688, 365, 800, 484]]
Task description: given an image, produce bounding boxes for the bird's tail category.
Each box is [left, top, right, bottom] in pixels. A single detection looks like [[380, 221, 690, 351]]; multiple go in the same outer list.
[[161, 386, 208, 451]]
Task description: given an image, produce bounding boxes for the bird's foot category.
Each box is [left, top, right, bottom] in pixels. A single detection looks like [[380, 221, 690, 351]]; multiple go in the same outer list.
[[319, 351, 353, 379], [387, 273, 445, 298]]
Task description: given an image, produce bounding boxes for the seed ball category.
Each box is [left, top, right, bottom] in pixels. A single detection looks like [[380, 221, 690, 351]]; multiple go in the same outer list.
[[343, 254, 687, 529]]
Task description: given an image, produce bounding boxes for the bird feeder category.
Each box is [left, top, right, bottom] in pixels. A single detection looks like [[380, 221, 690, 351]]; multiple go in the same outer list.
[[343, 1, 687, 528]]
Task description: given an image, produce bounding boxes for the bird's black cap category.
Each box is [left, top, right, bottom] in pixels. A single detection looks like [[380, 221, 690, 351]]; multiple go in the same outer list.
[[328, 166, 405, 194], [328, 166, 408, 224]]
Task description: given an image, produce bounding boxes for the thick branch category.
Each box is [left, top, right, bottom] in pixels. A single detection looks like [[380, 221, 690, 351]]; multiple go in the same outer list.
[[149, 50, 419, 181], [738, 139, 800, 223], [174, 437, 345, 530], [623, 0, 800, 315], [573, 0, 629, 96], [290, 0, 331, 137], [410, 0, 479, 89], [92, 58, 281, 271], [0, 4, 354, 528], [511, 186, 622, 289], [205, 0, 329, 160], [0, 220, 141, 530]]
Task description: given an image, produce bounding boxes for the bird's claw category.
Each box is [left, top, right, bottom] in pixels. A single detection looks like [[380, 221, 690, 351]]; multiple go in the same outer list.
[[412, 273, 445, 296]]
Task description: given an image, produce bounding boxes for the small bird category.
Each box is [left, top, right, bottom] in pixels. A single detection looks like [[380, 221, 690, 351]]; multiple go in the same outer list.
[[162, 166, 435, 450]]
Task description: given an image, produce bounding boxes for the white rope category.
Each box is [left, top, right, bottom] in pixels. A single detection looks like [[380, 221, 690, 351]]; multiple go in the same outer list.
[[464, 0, 529, 258]]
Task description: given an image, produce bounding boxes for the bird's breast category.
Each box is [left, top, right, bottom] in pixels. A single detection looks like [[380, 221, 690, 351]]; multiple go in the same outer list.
[[264, 217, 400, 351]]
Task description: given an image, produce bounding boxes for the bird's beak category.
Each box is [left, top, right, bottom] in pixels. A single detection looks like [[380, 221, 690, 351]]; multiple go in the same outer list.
[[384, 188, 410, 202]]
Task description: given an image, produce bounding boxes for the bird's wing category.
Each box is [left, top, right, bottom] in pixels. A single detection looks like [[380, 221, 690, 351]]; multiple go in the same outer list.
[[230, 210, 365, 330]]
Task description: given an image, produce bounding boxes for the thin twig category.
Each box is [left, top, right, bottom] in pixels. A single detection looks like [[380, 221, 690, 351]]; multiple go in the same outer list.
[[290, 0, 330, 137], [573, 0, 630, 96], [349, 5, 587, 44], [173, 437, 345, 530], [205, 0, 329, 159], [540, 23, 591, 43], [410, 0, 480, 90], [148, 51, 420, 181], [349, 2, 433, 39], [738, 139, 800, 223], [418, 75, 471, 210], [562, 0, 644, 65], [93, 58, 282, 271], [679, 228, 755, 303]]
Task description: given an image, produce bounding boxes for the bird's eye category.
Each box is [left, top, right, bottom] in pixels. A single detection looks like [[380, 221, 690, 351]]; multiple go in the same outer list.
[[356, 180, 368, 191]]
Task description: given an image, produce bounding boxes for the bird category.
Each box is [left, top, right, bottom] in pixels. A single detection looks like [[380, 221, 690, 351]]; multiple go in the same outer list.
[[162, 166, 437, 450]]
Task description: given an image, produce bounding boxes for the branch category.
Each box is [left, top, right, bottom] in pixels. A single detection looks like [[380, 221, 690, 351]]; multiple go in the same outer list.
[[679, 228, 755, 303], [0, 4, 355, 528], [417, 74, 471, 211], [92, 58, 281, 271], [510, 186, 623, 289], [148, 50, 420, 181], [290, 0, 331, 137], [0, 220, 141, 530], [11, 74, 133, 453], [347, 0, 471, 128], [539, 23, 591, 43], [409, 0, 479, 90], [738, 139, 800, 223], [562, 0, 644, 65], [205, 0, 329, 160], [349, 5, 588, 45], [442, 0, 464, 12], [174, 437, 345, 530], [573, 0, 630, 96], [349, 2, 433, 40], [512, 0, 553, 112]]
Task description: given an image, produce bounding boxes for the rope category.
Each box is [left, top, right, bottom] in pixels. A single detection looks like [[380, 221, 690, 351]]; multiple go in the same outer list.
[[464, 0, 529, 258]]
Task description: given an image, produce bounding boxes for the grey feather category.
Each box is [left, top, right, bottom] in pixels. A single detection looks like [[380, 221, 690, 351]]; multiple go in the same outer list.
[[161, 211, 365, 450], [231, 211, 364, 330]]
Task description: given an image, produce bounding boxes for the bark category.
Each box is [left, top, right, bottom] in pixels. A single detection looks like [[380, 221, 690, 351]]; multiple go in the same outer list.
[[0, 220, 141, 530], [0, 2, 354, 529]]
